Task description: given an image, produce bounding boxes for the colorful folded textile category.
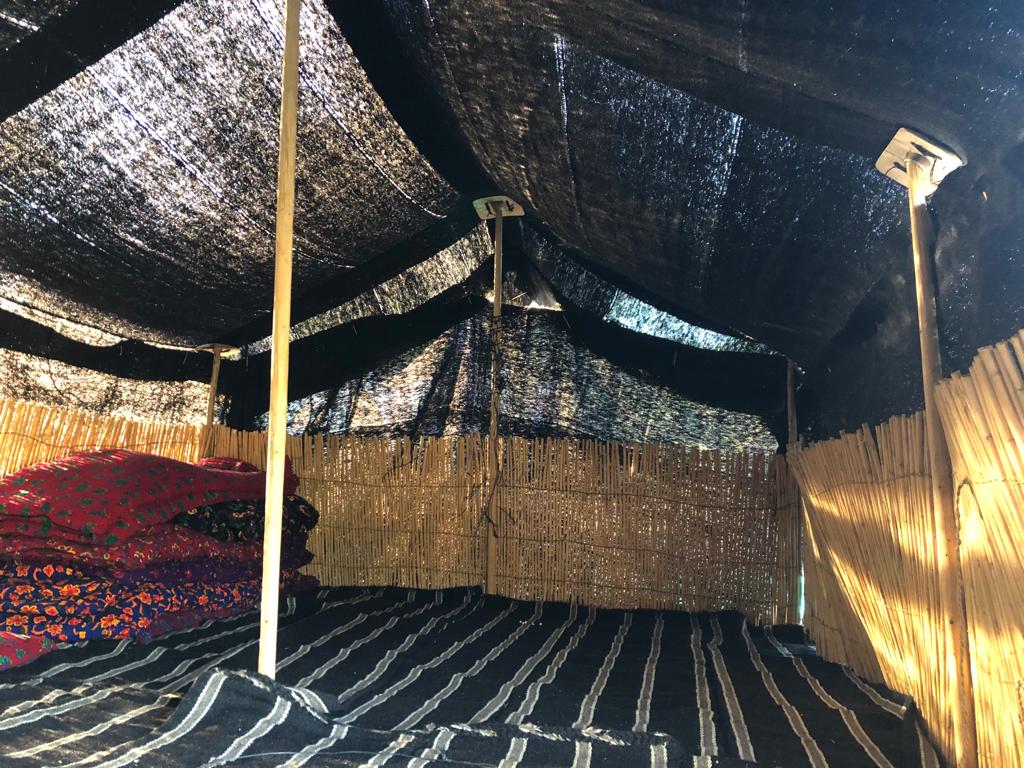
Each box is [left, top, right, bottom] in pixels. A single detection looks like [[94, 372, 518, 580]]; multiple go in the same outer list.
[[0, 450, 300, 545], [172, 494, 319, 542], [0, 549, 315, 588], [117, 550, 314, 585], [0, 631, 53, 671], [0, 569, 316, 643], [0, 524, 311, 570], [0, 451, 320, 670]]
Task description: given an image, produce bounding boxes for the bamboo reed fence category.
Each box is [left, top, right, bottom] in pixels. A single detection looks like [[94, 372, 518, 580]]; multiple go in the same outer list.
[[204, 428, 488, 591], [793, 328, 1024, 767], [493, 437, 801, 623], [0, 398, 205, 475], [934, 330, 1024, 768], [791, 412, 955, 762], [201, 427, 801, 621], [0, 398, 799, 624]]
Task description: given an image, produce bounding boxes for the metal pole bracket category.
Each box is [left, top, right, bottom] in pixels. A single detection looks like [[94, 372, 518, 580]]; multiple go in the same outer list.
[[875, 128, 963, 196], [472, 195, 525, 220]]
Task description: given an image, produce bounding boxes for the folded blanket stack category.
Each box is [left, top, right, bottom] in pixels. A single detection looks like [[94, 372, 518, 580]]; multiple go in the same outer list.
[[0, 450, 319, 671]]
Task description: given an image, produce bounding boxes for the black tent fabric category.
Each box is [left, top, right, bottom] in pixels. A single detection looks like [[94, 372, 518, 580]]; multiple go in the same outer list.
[[218, 203, 486, 349], [0, 0, 1021, 441], [0, 1, 76, 50], [0, 0, 457, 345], [239, 224, 491, 357], [0, 346, 208, 424], [373, 0, 912, 363], [351, 0, 1024, 439], [521, 222, 773, 355], [0, 1, 183, 119], [237, 309, 781, 452], [372, 1, 1024, 166]]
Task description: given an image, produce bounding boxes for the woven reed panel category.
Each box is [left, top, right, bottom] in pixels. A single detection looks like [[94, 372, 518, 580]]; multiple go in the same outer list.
[[792, 413, 955, 764], [935, 330, 1024, 768], [205, 428, 798, 622], [205, 427, 487, 591], [0, 398, 203, 476], [492, 437, 800, 624]]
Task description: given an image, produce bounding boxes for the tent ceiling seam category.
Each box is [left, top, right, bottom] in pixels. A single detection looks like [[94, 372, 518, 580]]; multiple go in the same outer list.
[[696, 113, 743, 294], [0, 12, 38, 34]]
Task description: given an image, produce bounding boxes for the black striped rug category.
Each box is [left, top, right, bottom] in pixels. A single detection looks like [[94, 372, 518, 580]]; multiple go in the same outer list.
[[0, 587, 932, 767]]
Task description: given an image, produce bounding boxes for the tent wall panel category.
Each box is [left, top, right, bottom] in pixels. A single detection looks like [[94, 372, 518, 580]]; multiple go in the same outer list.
[[205, 426, 799, 621], [934, 330, 1024, 768], [204, 428, 488, 591], [493, 436, 800, 623], [0, 348, 210, 425], [791, 412, 955, 762], [0, 398, 797, 623], [793, 327, 1024, 767]]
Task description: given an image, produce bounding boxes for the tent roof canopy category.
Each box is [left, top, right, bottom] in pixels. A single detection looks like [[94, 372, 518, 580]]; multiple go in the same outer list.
[[1, 0, 1022, 441]]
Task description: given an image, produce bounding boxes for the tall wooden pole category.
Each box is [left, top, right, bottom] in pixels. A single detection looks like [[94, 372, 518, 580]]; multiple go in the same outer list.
[[258, 0, 301, 679], [906, 154, 977, 767], [485, 209, 503, 594], [786, 359, 798, 448], [205, 347, 224, 428]]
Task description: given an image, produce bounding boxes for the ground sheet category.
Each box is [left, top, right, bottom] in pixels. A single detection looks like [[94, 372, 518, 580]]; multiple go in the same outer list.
[[0, 587, 932, 767]]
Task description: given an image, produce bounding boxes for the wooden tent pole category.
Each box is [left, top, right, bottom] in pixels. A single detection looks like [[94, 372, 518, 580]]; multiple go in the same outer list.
[[906, 153, 978, 767], [197, 343, 238, 457], [471, 195, 521, 595], [205, 347, 224, 427], [786, 359, 797, 447], [485, 208, 504, 594], [258, 0, 301, 679]]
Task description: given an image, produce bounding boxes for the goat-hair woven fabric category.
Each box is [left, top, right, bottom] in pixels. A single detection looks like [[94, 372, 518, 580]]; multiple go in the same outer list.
[[0, 587, 929, 767], [104, 668, 688, 766], [0, 450, 300, 544]]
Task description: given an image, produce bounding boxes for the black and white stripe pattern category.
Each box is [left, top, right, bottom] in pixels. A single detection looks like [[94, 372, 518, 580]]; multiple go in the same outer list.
[[0, 587, 925, 767]]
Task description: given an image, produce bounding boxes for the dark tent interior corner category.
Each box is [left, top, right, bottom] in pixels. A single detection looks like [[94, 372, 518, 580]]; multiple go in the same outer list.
[[0, 0, 1020, 765]]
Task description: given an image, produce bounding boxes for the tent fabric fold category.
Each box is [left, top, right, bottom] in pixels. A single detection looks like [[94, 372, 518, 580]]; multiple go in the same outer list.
[[241, 308, 781, 452]]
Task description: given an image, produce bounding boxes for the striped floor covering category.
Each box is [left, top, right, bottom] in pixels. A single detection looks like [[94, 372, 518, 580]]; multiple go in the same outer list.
[[0, 587, 932, 767]]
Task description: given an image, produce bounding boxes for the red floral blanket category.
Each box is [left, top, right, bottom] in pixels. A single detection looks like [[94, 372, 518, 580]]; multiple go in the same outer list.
[[0, 567, 315, 643], [0, 450, 299, 545], [0, 451, 314, 672]]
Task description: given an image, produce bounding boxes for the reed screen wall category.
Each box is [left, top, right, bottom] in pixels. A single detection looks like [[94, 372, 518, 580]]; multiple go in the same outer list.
[[205, 430, 489, 591], [791, 413, 955, 762], [0, 399, 800, 624], [934, 331, 1024, 768], [493, 437, 800, 623], [793, 328, 1024, 768], [187, 428, 802, 623]]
